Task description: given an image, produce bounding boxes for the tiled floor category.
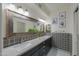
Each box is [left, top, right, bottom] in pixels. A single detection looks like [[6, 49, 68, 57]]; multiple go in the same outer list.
[[47, 47, 71, 56]]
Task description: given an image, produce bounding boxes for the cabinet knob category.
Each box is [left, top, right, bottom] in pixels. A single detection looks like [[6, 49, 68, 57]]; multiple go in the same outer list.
[[43, 46, 46, 48], [43, 42, 45, 44]]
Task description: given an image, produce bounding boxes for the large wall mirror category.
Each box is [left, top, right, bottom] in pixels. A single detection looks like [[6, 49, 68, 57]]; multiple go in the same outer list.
[[5, 9, 47, 37], [6, 9, 36, 36]]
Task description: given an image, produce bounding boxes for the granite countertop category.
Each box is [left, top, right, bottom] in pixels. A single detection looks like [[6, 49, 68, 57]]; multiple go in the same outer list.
[[2, 35, 52, 56]]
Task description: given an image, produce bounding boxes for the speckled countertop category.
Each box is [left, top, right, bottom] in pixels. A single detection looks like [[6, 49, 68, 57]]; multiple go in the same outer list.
[[2, 35, 52, 56]]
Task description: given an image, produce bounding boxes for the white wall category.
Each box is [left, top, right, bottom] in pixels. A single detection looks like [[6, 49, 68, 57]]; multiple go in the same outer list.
[[68, 4, 78, 56], [48, 5, 72, 33], [50, 3, 79, 56], [46, 4, 78, 55], [0, 3, 2, 56], [69, 3, 79, 56], [2, 4, 6, 38]]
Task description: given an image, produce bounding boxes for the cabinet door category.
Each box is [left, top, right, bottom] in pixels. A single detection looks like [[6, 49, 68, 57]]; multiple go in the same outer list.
[[39, 46, 46, 56], [45, 38, 52, 48], [32, 51, 40, 56]]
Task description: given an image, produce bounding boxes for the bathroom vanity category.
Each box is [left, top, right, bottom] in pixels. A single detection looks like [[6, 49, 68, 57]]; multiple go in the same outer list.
[[21, 36, 52, 56]]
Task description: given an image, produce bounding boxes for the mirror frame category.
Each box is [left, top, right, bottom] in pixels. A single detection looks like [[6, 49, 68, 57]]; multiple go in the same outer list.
[[5, 9, 38, 37]]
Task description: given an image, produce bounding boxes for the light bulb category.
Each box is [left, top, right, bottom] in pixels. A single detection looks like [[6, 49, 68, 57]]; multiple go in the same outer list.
[[18, 8, 24, 14], [24, 11, 29, 16], [38, 19, 46, 23]]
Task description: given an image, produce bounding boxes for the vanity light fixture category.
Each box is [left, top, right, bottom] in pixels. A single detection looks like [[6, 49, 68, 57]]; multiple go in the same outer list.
[[38, 18, 46, 23], [18, 6, 24, 15], [6, 4, 29, 16], [6, 4, 17, 12], [38, 18, 50, 25], [24, 9, 29, 16]]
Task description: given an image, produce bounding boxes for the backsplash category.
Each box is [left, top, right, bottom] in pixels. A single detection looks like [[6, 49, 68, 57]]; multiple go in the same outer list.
[[3, 32, 46, 48]]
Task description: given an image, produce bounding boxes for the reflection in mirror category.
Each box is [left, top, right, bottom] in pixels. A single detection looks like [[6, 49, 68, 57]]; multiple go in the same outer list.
[[13, 16, 36, 33]]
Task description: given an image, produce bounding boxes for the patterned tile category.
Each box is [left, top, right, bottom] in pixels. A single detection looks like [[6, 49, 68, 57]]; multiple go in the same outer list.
[[52, 33, 72, 53]]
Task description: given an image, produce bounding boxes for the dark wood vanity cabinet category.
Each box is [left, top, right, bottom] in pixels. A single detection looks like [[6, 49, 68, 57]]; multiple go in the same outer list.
[[21, 38, 52, 56]]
